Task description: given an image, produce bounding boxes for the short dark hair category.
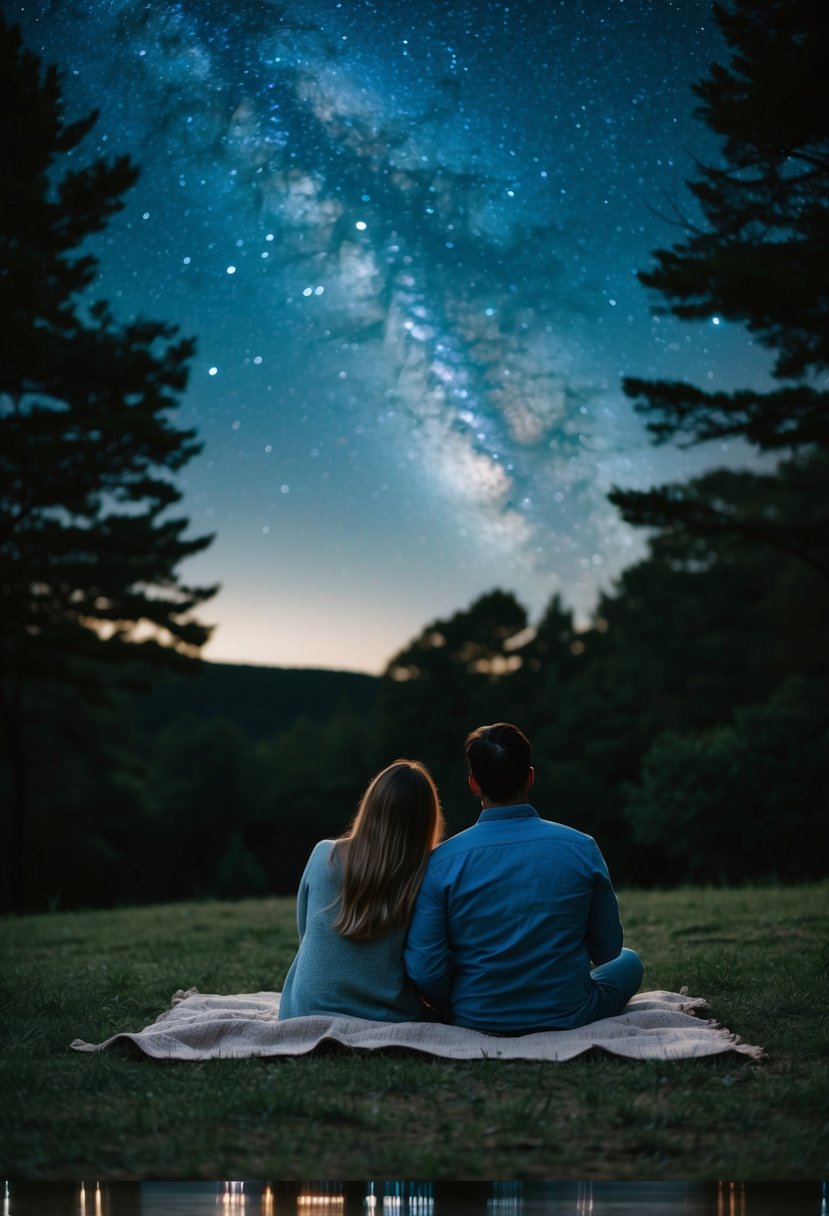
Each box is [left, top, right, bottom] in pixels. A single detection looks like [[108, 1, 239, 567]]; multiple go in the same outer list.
[[464, 722, 532, 803]]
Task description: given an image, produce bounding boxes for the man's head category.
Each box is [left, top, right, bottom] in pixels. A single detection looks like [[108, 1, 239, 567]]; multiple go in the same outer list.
[[464, 722, 534, 806]]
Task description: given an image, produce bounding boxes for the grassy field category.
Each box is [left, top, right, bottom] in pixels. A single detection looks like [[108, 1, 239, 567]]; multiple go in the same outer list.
[[1, 884, 827, 1180]]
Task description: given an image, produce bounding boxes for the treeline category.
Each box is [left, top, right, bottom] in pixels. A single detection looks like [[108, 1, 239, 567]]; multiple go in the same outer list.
[[16, 668, 378, 909], [12, 449, 828, 909], [378, 451, 829, 888], [4, 2, 828, 909]]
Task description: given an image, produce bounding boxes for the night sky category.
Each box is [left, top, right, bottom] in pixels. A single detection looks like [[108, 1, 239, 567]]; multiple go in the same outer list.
[[15, 0, 775, 673]]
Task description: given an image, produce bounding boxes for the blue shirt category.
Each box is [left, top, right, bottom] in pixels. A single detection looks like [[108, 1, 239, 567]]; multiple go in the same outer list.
[[403, 805, 625, 1032], [278, 839, 425, 1022]]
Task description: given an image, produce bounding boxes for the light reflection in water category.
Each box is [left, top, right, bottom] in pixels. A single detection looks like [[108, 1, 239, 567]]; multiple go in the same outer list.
[[297, 1181, 344, 1214], [219, 1184, 246, 1212], [283, 1182, 822, 1216], [378, 1184, 433, 1212], [0, 1181, 825, 1216], [487, 1181, 521, 1216], [78, 1182, 108, 1216], [718, 1181, 748, 1216]]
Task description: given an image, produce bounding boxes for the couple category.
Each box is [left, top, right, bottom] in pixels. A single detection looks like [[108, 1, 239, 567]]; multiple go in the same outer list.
[[278, 722, 643, 1033]]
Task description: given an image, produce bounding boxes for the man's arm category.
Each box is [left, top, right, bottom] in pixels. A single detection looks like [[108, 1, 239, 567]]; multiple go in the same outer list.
[[585, 841, 624, 965], [404, 867, 452, 1009]]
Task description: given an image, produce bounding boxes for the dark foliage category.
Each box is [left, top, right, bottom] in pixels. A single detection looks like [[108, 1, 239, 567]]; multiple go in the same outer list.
[[612, 0, 829, 565], [11, 501, 828, 906], [133, 662, 378, 743], [0, 19, 216, 911], [625, 679, 829, 883], [377, 508, 829, 886], [627, 0, 829, 435], [377, 589, 536, 832], [4, 9, 827, 910]]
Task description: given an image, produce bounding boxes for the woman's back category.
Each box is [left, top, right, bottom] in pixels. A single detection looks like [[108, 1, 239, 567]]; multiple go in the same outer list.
[[278, 839, 424, 1022]]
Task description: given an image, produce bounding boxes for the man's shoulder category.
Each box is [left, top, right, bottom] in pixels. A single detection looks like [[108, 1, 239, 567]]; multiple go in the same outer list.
[[428, 822, 480, 862], [543, 819, 597, 847], [428, 812, 595, 866]]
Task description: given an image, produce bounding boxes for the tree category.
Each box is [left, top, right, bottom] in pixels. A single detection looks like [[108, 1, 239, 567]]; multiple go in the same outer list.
[[612, 449, 829, 582], [5, 680, 151, 910], [217, 830, 267, 901], [377, 590, 531, 829], [147, 716, 254, 900], [623, 678, 829, 883], [528, 471, 829, 882], [610, 0, 829, 566], [0, 19, 216, 912]]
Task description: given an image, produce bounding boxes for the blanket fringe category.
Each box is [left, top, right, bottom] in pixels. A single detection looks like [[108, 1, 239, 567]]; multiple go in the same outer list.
[[69, 988, 768, 1063], [705, 1020, 766, 1060], [677, 987, 766, 1060], [172, 987, 200, 1006], [724, 1030, 767, 1061]]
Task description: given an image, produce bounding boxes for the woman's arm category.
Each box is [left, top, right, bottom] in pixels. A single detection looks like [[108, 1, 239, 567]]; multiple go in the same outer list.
[[294, 841, 327, 943], [403, 868, 452, 1008]]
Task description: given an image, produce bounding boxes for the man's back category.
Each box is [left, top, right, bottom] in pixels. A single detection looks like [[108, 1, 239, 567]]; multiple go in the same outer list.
[[404, 804, 624, 1032]]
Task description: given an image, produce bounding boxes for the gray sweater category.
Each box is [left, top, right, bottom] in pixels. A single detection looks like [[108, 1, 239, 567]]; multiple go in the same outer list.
[[278, 839, 425, 1022]]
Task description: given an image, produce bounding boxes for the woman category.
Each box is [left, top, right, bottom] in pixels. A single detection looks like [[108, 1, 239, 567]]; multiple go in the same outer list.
[[278, 759, 445, 1022]]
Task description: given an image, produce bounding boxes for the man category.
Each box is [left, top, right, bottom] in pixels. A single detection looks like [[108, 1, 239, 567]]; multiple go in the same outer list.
[[404, 722, 643, 1032]]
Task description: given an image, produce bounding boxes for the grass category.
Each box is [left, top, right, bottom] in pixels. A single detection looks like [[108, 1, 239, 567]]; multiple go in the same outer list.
[[1, 884, 827, 1180]]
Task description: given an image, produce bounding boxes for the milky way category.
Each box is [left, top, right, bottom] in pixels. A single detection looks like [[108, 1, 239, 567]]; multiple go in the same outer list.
[[15, 0, 775, 670]]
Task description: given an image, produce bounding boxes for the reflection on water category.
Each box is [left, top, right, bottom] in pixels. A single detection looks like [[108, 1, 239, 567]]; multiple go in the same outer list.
[[2, 1181, 825, 1216]]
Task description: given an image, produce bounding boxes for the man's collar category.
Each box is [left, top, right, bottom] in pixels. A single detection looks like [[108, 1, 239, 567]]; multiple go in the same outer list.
[[476, 803, 538, 823]]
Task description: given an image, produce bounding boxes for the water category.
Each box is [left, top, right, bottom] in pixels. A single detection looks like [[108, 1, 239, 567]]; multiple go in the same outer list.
[[3, 1181, 824, 1216]]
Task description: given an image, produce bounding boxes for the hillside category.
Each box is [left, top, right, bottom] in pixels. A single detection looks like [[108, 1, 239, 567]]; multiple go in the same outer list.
[[132, 661, 379, 742]]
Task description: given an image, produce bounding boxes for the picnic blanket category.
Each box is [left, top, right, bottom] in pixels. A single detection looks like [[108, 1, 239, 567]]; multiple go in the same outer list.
[[70, 988, 765, 1062]]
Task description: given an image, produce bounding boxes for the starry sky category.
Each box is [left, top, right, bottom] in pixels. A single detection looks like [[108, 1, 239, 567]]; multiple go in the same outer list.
[[15, 0, 776, 673]]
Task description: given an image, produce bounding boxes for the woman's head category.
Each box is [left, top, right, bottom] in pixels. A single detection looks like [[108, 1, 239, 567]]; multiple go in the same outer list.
[[351, 759, 443, 855], [333, 759, 444, 941]]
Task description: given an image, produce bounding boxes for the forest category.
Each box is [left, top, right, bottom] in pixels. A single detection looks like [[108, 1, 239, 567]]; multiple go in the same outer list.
[[7, 471, 827, 912], [2, 0, 827, 911]]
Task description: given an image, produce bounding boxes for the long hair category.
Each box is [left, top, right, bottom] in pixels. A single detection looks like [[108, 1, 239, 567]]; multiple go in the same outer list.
[[332, 759, 444, 941]]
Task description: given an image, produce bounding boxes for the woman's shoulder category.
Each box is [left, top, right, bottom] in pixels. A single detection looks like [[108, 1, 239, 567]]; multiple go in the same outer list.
[[308, 838, 341, 868], [302, 839, 344, 896]]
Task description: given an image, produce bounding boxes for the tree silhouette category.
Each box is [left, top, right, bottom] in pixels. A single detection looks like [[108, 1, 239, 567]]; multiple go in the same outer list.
[[0, 19, 217, 912], [377, 590, 531, 830], [624, 677, 829, 883], [610, 0, 829, 568]]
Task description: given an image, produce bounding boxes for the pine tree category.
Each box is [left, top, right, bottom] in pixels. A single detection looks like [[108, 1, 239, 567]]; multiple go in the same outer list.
[[610, 0, 829, 568], [0, 19, 217, 911]]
